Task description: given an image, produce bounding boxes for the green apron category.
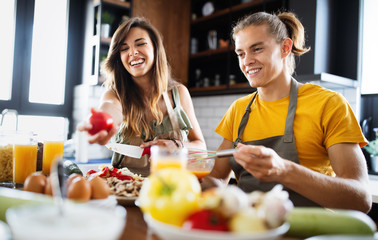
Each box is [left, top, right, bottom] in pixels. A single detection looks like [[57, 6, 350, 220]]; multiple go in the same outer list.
[[112, 86, 191, 177]]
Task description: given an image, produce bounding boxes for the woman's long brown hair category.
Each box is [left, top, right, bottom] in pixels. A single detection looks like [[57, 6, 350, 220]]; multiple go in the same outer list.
[[103, 17, 176, 141]]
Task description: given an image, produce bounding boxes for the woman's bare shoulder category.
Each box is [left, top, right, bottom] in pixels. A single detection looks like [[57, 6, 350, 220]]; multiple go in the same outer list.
[[175, 83, 190, 95], [101, 89, 118, 101]]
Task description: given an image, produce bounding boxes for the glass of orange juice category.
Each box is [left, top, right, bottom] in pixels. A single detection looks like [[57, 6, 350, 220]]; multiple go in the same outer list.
[[42, 134, 65, 175], [150, 145, 187, 173], [13, 131, 38, 187]]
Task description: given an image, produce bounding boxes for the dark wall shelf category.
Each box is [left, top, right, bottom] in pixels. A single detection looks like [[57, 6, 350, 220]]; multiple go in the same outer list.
[[188, 0, 286, 95], [97, 0, 130, 9], [190, 47, 231, 59], [84, 0, 132, 85], [189, 85, 255, 97]]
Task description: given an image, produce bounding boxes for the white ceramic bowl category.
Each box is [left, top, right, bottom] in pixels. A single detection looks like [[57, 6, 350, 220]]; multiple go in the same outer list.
[[0, 220, 11, 240], [144, 214, 290, 240], [6, 203, 126, 240], [85, 195, 118, 209]]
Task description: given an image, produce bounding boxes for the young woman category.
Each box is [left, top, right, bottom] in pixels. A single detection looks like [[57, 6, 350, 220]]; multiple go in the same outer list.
[[78, 17, 206, 176], [204, 12, 371, 212]]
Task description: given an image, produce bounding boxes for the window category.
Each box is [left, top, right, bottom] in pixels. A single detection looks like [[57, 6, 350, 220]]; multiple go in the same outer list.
[[360, 0, 378, 94], [18, 115, 68, 141], [0, 0, 16, 101], [29, 0, 69, 105], [0, 0, 78, 140]]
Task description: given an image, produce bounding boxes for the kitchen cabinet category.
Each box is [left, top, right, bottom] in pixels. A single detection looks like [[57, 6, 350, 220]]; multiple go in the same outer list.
[[132, 0, 191, 86], [188, 0, 286, 96], [82, 0, 132, 85]]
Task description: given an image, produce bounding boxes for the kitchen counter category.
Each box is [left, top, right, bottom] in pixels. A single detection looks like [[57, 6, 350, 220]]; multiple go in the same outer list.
[[369, 174, 378, 204]]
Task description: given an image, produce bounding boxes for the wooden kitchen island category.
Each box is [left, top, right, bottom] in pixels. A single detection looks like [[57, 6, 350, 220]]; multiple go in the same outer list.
[[119, 206, 301, 240]]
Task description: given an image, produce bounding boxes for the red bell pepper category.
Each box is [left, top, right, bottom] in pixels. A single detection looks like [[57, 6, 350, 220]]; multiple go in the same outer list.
[[183, 209, 229, 232]]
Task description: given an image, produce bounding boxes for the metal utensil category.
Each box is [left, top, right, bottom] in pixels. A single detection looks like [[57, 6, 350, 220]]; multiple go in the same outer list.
[[105, 142, 150, 158], [214, 148, 238, 158], [188, 148, 238, 163], [50, 156, 65, 216]]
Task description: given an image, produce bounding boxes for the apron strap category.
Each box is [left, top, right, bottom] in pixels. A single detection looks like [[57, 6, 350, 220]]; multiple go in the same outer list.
[[283, 78, 299, 143], [162, 91, 183, 140], [233, 92, 257, 148], [233, 78, 299, 146]]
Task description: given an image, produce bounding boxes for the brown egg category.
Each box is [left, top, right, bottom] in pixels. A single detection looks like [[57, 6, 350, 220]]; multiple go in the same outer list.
[[44, 176, 53, 196], [66, 173, 83, 189], [67, 176, 91, 202], [88, 175, 110, 199], [24, 172, 47, 194]]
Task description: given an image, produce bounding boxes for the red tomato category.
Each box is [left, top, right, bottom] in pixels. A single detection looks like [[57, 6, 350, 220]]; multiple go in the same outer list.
[[88, 108, 114, 135], [183, 209, 229, 232]]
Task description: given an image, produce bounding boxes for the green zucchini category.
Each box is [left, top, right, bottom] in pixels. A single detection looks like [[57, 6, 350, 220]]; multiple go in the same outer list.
[[286, 207, 377, 238], [63, 160, 83, 176], [0, 188, 53, 223]]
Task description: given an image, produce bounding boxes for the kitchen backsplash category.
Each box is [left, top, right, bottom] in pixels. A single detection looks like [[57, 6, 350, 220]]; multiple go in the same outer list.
[[192, 85, 359, 151]]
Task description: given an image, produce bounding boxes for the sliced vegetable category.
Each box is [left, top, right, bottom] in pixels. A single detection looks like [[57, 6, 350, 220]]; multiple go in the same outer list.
[[87, 167, 135, 181]]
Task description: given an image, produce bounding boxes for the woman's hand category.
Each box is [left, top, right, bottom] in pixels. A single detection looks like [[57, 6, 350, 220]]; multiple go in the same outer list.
[[76, 120, 118, 145], [140, 139, 182, 149], [76, 90, 123, 146], [233, 143, 288, 182]]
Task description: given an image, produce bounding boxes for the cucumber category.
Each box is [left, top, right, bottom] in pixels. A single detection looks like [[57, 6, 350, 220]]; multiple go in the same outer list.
[[0, 188, 53, 223], [63, 160, 83, 176], [286, 207, 377, 238]]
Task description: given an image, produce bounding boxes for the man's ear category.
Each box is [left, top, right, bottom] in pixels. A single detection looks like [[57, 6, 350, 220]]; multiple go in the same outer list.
[[281, 38, 293, 58]]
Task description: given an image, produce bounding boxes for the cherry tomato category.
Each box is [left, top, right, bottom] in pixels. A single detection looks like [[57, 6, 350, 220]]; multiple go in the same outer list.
[[183, 209, 229, 232], [88, 108, 114, 135]]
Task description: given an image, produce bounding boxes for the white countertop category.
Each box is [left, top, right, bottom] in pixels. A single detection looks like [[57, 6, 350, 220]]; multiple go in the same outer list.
[[369, 174, 378, 204]]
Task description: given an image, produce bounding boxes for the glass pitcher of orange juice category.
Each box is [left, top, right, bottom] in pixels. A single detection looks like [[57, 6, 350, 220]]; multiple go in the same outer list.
[[13, 131, 38, 187], [150, 146, 187, 173]]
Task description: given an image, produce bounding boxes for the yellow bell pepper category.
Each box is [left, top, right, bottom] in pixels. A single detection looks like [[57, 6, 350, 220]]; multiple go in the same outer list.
[[138, 168, 201, 226]]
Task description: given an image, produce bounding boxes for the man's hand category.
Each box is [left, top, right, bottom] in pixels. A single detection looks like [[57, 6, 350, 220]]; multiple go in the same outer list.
[[233, 143, 288, 182]]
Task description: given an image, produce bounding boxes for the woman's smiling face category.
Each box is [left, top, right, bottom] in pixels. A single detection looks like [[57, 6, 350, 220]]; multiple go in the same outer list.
[[119, 27, 155, 80]]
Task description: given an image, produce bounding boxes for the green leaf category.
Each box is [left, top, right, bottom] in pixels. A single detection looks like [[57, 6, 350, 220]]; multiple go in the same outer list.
[[363, 139, 378, 156]]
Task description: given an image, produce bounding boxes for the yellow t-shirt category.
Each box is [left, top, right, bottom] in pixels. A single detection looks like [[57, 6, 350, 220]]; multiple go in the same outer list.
[[215, 83, 367, 176]]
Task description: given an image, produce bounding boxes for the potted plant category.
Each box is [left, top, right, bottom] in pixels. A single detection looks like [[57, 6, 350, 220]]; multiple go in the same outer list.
[[364, 128, 378, 172], [100, 11, 115, 38]]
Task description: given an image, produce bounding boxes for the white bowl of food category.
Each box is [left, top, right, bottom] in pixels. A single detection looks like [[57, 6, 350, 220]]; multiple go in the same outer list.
[[0, 220, 11, 240], [6, 202, 126, 240], [144, 213, 289, 240]]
